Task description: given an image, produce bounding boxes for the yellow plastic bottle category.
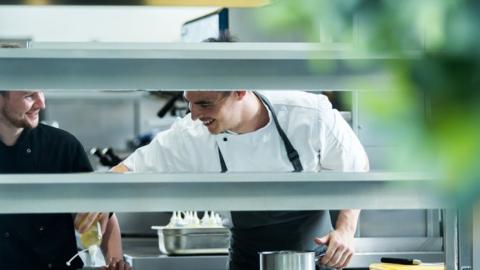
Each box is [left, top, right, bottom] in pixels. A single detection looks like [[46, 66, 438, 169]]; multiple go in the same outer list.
[[66, 221, 103, 267], [79, 221, 102, 248]]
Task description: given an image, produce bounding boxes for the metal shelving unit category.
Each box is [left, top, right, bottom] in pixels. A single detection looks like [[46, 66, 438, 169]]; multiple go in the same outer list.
[[0, 42, 459, 269]]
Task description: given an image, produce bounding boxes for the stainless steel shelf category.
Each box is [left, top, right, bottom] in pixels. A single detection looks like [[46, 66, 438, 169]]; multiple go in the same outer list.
[[0, 171, 447, 213], [0, 42, 420, 91]]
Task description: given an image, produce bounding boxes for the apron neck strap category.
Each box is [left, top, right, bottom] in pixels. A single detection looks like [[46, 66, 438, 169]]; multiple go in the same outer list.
[[217, 91, 303, 173]]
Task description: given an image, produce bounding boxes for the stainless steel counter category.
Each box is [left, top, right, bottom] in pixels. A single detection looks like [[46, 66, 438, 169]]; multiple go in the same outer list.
[[123, 238, 228, 270], [122, 237, 444, 270]]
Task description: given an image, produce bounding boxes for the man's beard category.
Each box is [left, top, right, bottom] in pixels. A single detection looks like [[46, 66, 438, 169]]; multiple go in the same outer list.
[[0, 106, 38, 129]]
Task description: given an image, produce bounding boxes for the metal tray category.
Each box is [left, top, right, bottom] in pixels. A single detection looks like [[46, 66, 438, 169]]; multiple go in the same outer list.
[[151, 226, 230, 255]]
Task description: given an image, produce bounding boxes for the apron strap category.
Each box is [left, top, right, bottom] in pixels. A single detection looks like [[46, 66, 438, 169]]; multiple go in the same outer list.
[[218, 147, 228, 173], [255, 92, 303, 172], [217, 92, 303, 173]]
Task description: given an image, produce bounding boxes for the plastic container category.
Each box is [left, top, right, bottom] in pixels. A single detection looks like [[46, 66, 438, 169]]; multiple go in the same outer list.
[[80, 221, 102, 248]]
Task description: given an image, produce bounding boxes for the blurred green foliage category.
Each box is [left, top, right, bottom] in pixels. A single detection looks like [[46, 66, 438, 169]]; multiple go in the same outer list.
[[260, 0, 480, 205]]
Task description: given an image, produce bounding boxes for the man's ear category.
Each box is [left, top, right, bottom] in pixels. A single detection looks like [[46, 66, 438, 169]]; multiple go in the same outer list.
[[233, 91, 247, 100]]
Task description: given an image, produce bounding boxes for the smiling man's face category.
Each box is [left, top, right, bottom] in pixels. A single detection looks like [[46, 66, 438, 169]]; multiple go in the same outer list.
[[184, 91, 243, 134], [0, 91, 45, 129]]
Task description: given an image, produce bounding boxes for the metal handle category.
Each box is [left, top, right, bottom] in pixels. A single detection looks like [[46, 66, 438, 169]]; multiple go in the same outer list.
[[313, 245, 328, 263]]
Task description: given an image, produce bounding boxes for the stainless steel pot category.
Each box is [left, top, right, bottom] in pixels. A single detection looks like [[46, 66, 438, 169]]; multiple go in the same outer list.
[[259, 245, 327, 270]]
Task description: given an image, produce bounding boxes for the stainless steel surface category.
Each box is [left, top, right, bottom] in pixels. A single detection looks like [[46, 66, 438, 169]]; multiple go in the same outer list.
[[123, 237, 228, 270], [359, 210, 432, 237], [0, 42, 419, 91], [125, 254, 228, 270], [427, 209, 442, 237], [117, 212, 171, 235], [350, 252, 444, 267], [354, 237, 443, 252], [0, 172, 447, 213], [458, 207, 473, 270], [474, 201, 480, 270], [121, 237, 445, 269], [152, 227, 230, 255], [44, 97, 136, 150], [260, 251, 316, 270], [444, 209, 459, 270]]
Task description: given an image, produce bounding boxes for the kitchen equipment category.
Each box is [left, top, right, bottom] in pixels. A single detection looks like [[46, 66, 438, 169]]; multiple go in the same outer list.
[[90, 147, 115, 167], [381, 257, 422, 265], [101, 147, 123, 164], [151, 226, 230, 255], [259, 245, 327, 270]]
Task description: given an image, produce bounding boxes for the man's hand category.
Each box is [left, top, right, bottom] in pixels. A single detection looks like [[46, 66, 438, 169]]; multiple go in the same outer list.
[[102, 258, 133, 270], [74, 212, 109, 234], [315, 228, 355, 269]]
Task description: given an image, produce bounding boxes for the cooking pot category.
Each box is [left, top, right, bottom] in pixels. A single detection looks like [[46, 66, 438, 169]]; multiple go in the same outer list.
[[259, 245, 327, 270]]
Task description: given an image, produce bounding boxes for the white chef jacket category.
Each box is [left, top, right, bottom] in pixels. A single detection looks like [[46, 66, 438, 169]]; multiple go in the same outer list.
[[123, 91, 368, 173]]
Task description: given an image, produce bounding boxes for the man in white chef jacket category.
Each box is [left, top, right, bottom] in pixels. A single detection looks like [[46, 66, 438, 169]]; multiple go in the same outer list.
[[113, 90, 369, 270]]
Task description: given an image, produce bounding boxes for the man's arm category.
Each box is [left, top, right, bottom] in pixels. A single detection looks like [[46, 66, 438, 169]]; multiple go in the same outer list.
[[111, 163, 129, 173], [101, 214, 123, 262], [335, 209, 360, 238], [101, 164, 127, 260], [101, 164, 134, 269], [75, 162, 129, 260], [101, 215, 133, 270], [313, 98, 369, 269], [315, 209, 360, 269]]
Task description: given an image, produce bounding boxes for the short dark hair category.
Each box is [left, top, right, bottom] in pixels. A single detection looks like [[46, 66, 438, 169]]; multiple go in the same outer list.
[[0, 43, 22, 49], [203, 31, 235, 43], [218, 91, 232, 97]]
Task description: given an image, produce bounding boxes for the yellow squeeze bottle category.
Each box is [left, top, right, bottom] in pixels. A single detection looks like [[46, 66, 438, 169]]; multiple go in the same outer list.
[[79, 221, 102, 248], [66, 221, 102, 267]]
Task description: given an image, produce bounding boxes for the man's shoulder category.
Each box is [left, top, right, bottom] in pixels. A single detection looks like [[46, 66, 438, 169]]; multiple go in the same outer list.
[[34, 124, 81, 145], [260, 91, 329, 110], [171, 115, 208, 134], [149, 116, 213, 153], [153, 116, 210, 143]]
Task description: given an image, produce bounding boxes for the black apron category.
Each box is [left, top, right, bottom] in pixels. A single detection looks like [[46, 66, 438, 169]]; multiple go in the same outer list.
[[217, 92, 332, 270]]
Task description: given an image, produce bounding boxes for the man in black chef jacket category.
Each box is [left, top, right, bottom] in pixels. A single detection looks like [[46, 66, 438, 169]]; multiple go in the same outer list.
[[0, 88, 130, 270]]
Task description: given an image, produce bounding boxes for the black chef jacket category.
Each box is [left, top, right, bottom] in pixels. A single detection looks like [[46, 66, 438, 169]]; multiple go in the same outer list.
[[0, 124, 93, 270]]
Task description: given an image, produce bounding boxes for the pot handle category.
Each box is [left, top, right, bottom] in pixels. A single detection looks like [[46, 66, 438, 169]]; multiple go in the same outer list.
[[313, 244, 328, 262]]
